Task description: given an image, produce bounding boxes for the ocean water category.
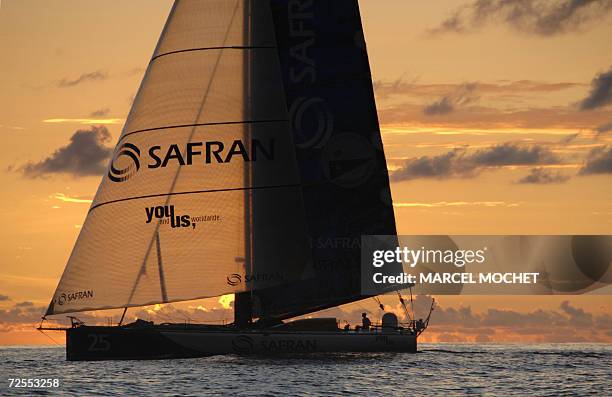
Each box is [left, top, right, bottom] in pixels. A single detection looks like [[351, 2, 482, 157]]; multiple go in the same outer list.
[[0, 344, 610, 396]]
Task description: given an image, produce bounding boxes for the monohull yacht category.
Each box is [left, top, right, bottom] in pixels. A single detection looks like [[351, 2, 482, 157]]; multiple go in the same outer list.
[[39, 0, 432, 361]]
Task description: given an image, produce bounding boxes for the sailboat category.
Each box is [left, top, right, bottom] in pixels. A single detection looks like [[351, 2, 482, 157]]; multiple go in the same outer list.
[[39, 0, 430, 360]]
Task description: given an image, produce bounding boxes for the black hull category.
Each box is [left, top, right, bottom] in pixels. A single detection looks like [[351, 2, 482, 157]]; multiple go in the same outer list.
[[66, 325, 206, 361], [66, 324, 417, 361]]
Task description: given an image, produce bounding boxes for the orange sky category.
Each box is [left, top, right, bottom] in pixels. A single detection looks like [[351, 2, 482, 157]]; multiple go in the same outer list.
[[0, 0, 611, 345]]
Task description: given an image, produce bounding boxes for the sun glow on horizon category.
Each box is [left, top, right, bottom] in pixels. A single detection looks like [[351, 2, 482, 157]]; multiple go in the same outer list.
[[218, 294, 234, 309]]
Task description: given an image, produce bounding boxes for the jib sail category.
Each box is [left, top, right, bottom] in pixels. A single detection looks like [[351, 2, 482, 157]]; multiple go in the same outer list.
[[46, 0, 310, 315]]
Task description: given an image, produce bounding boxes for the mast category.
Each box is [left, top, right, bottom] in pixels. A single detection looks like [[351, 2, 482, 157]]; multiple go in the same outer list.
[[235, 0, 254, 328]]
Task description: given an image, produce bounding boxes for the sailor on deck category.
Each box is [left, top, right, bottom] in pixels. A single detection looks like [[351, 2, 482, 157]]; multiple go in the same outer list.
[[361, 312, 371, 331]]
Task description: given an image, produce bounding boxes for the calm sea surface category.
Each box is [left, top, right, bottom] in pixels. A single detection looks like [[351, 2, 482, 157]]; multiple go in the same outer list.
[[0, 344, 610, 396]]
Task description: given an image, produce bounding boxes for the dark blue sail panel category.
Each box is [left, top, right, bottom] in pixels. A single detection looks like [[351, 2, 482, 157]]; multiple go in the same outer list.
[[251, 0, 398, 320]]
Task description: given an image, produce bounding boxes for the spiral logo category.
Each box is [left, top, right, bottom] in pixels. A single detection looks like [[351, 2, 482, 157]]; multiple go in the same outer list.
[[108, 142, 141, 183], [58, 293, 66, 306], [322, 133, 377, 188], [226, 273, 242, 286], [289, 97, 334, 149], [231, 335, 254, 354]]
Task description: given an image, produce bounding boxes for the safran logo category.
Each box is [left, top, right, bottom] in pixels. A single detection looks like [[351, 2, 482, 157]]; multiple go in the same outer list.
[[57, 290, 94, 305], [226, 274, 242, 286], [290, 97, 333, 149], [231, 335, 254, 354], [108, 143, 141, 183], [107, 139, 274, 183]]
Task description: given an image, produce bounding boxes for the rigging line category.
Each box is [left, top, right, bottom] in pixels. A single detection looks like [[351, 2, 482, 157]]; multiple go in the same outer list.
[[156, 232, 168, 303], [409, 286, 415, 321], [372, 296, 384, 311], [118, 307, 128, 326], [397, 291, 412, 322], [126, 0, 242, 307], [37, 328, 63, 347]]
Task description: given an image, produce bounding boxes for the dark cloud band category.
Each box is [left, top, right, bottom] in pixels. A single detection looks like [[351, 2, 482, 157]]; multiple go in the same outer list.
[[580, 68, 612, 110], [16, 126, 113, 178], [430, 0, 612, 36], [392, 143, 560, 181]]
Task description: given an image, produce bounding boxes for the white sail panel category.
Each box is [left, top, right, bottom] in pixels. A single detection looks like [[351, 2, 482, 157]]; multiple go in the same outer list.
[[124, 50, 247, 133], [49, 193, 246, 315], [152, 0, 275, 58]]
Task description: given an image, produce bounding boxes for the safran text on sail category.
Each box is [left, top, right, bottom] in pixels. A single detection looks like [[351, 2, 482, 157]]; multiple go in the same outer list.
[[146, 138, 275, 168]]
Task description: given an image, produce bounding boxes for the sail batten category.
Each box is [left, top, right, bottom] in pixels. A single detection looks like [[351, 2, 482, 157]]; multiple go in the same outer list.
[[153, 46, 277, 61], [118, 119, 288, 148]]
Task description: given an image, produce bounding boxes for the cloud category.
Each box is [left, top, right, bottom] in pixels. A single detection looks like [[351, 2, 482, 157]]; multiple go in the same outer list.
[[423, 83, 478, 116], [391, 149, 475, 180], [379, 102, 612, 130], [0, 295, 10, 301], [471, 143, 560, 166], [0, 303, 46, 332], [370, 79, 608, 129], [580, 68, 612, 110], [375, 79, 583, 101], [392, 143, 560, 181], [43, 118, 123, 125], [89, 108, 110, 117], [1, 296, 610, 343], [560, 300, 593, 326], [394, 201, 520, 208], [429, 0, 612, 36], [423, 97, 454, 116], [53, 193, 93, 204], [317, 296, 612, 343], [16, 126, 112, 178], [518, 168, 570, 184], [416, 297, 610, 343], [58, 70, 107, 88], [560, 132, 580, 144], [579, 146, 612, 174], [0, 124, 25, 131], [596, 121, 612, 135]]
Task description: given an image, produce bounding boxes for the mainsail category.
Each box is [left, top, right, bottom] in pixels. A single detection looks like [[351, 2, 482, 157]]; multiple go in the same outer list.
[[46, 0, 397, 320], [249, 0, 398, 320]]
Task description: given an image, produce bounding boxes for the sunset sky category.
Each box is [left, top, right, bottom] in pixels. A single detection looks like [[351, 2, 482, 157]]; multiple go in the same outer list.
[[1, 0, 611, 345]]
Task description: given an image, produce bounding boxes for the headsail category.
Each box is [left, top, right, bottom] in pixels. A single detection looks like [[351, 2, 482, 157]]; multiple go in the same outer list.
[[46, 0, 310, 316], [46, 0, 397, 319], [249, 0, 398, 320]]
